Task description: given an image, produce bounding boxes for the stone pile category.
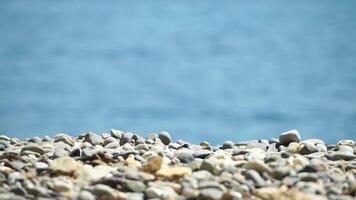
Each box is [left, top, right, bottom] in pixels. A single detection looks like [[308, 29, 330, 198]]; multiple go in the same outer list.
[[0, 129, 355, 200]]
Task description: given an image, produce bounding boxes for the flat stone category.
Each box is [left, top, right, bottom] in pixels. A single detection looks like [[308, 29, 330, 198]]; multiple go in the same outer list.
[[244, 169, 266, 187], [159, 131, 172, 145], [53, 133, 75, 146], [20, 144, 45, 155], [243, 160, 272, 174], [124, 180, 146, 192], [90, 184, 117, 198], [49, 156, 82, 174], [193, 150, 213, 159], [156, 166, 192, 180], [326, 151, 355, 161], [145, 185, 177, 199], [125, 169, 155, 181], [34, 162, 48, 171], [199, 188, 224, 200], [279, 130, 301, 146]]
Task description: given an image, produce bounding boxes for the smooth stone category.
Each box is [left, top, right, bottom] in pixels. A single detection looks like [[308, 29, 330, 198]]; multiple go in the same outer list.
[[104, 141, 119, 149], [90, 184, 117, 198], [54, 148, 69, 158], [34, 162, 48, 171], [222, 141, 235, 149], [124, 180, 146, 192], [42, 135, 51, 142], [49, 156, 82, 174], [70, 147, 82, 157], [199, 188, 224, 200], [53, 133, 75, 146], [20, 144, 45, 155], [336, 140, 355, 147], [0, 135, 11, 141], [103, 137, 117, 146], [120, 133, 132, 146], [246, 141, 269, 151], [156, 166, 192, 180], [125, 170, 155, 181], [28, 137, 41, 143], [142, 156, 163, 173], [279, 130, 301, 146], [243, 169, 265, 187], [326, 151, 355, 161], [145, 186, 177, 199], [101, 132, 111, 139], [309, 158, 329, 171], [193, 150, 213, 159], [299, 142, 318, 155], [192, 170, 213, 180], [110, 129, 123, 139], [336, 145, 354, 154], [200, 159, 221, 175], [175, 150, 195, 163], [159, 131, 172, 145], [78, 190, 95, 200], [272, 166, 290, 180], [221, 191, 243, 200], [10, 183, 27, 196], [243, 160, 272, 174], [84, 132, 104, 146], [127, 193, 145, 200]]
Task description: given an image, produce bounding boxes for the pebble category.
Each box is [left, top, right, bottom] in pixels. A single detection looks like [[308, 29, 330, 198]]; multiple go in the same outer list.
[[279, 129, 301, 146], [159, 131, 172, 145], [0, 130, 353, 199]]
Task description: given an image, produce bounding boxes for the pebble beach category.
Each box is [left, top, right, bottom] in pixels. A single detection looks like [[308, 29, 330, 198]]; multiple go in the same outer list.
[[0, 129, 355, 200]]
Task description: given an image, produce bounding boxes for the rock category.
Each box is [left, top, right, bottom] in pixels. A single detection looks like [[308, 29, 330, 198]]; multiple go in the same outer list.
[[142, 156, 163, 173], [90, 184, 117, 198], [20, 144, 45, 155], [49, 156, 82, 174], [70, 147, 82, 157], [145, 185, 177, 200], [336, 140, 355, 147], [299, 142, 318, 155], [124, 180, 146, 192], [78, 190, 95, 200], [243, 160, 272, 174], [221, 191, 243, 200], [175, 150, 195, 163], [0, 135, 11, 141], [83, 132, 104, 146], [279, 130, 301, 146], [243, 169, 266, 187], [54, 148, 69, 158], [156, 166, 192, 180], [120, 133, 132, 146], [104, 140, 119, 149], [199, 188, 224, 200], [222, 141, 235, 149], [159, 131, 172, 145], [110, 129, 123, 139], [326, 151, 355, 161], [125, 170, 155, 181], [34, 162, 48, 171], [200, 159, 222, 175], [54, 133, 75, 146], [193, 149, 213, 159], [28, 137, 41, 143]]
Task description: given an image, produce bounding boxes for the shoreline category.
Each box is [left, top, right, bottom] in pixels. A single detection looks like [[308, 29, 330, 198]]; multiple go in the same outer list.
[[0, 129, 355, 200]]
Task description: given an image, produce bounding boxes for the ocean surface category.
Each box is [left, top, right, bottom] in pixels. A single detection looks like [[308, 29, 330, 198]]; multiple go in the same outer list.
[[1, 1, 356, 144]]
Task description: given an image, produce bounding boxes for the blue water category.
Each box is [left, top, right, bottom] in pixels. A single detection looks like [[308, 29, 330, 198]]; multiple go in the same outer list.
[[1, 1, 356, 144]]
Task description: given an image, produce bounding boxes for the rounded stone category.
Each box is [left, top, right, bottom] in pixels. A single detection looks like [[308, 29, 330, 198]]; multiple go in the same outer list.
[[279, 130, 301, 146], [158, 131, 172, 145]]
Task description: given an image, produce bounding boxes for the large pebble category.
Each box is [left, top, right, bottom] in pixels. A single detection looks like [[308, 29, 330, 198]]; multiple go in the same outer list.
[[159, 131, 172, 145], [279, 130, 301, 146]]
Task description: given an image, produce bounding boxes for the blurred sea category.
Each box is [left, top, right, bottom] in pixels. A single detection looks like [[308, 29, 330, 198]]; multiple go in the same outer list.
[[0, 1, 356, 144]]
